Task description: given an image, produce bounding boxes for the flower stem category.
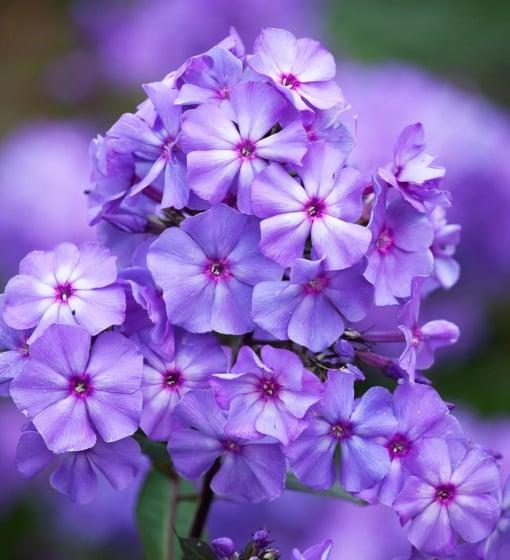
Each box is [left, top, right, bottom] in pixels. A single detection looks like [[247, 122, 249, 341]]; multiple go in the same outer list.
[[189, 458, 222, 539]]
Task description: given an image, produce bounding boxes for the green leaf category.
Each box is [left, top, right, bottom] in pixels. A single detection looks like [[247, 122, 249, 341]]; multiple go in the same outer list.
[[172, 479, 199, 559], [178, 537, 217, 560], [136, 468, 173, 560], [133, 431, 173, 467], [285, 472, 367, 505]]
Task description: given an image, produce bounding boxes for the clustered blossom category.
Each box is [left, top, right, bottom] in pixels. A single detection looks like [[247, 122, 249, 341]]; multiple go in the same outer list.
[[0, 27, 506, 558]]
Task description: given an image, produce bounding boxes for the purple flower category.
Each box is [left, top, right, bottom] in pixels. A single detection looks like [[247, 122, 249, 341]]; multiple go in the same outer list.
[[285, 370, 397, 492], [168, 390, 286, 502], [398, 277, 460, 380], [107, 82, 188, 209], [180, 80, 308, 213], [425, 206, 461, 294], [253, 258, 373, 352], [484, 475, 510, 559], [249, 28, 344, 111], [0, 294, 31, 396], [138, 328, 228, 441], [16, 426, 142, 503], [393, 438, 501, 557], [364, 176, 434, 306], [291, 539, 334, 560], [379, 123, 448, 213], [252, 143, 371, 269], [210, 345, 322, 445], [147, 204, 282, 334], [175, 45, 244, 106], [359, 383, 466, 506], [10, 324, 143, 453], [3, 242, 125, 343]]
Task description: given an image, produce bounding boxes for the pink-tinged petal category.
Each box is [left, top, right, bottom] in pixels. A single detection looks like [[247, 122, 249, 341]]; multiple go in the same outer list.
[[253, 282, 303, 340], [251, 163, 308, 217], [293, 38, 337, 82], [312, 217, 371, 270], [52, 243, 84, 284], [451, 448, 500, 495], [88, 438, 142, 490], [351, 387, 397, 438], [29, 323, 91, 376], [86, 331, 142, 392], [259, 213, 310, 267], [250, 28, 298, 79], [285, 422, 338, 490], [186, 150, 240, 204], [288, 291, 344, 352], [86, 391, 142, 442], [16, 430, 54, 478], [169, 429, 223, 479], [407, 503, 456, 557], [449, 494, 501, 543], [50, 453, 98, 503], [68, 243, 118, 288], [18, 247, 61, 281], [180, 103, 240, 151], [393, 476, 436, 524], [230, 81, 286, 141], [213, 442, 285, 502], [34, 396, 96, 453], [70, 285, 126, 334], [256, 120, 308, 165], [297, 81, 344, 110]]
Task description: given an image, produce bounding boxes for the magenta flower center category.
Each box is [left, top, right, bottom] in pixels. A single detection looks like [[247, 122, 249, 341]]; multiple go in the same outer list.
[[217, 86, 230, 100], [69, 374, 92, 399], [280, 73, 300, 89], [55, 282, 75, 303], [237, 140, 256, 159], [376, 227, 394, 254], [304, 275, 329, 294], [206, 259, 231, 282], [163, 368, 182, 390], [222, 439, 242, 455], [387, 434, 411, 459], [435, 483, 456, 504], [259, 378, 281, 400], [304, 197, 326, 220], [331, 421, 352, 440], [162, 137, 175, 159]]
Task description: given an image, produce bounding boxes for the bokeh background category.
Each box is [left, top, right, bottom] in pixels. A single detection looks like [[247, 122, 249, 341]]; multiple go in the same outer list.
[[1, 1, 510, 558]]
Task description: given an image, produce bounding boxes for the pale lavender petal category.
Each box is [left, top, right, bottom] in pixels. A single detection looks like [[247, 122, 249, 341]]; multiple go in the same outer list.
[[180, 103, 240, 151], [451, 448, 500, 495], [88, 437, 142, 490], [256, 119, 308, 164], [297, 81, 344, 109], [449, 494, 501, 543], [407, 503, 456, 557], [350, 386, 397, 438], [393, 476, 436, 524], [34, 396, 96, 453], [293, 38, 336, 82], [86, 391, 142, 443], [259, 213, 310, 267], [68, 242, 119, 288], [86, 332, 142, 392], [70, 285, 126, 333], [340, 436, 390, 492]]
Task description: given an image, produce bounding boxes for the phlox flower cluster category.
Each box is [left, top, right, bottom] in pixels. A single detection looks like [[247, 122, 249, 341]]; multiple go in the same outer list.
[[0, 27, 506, 559]]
